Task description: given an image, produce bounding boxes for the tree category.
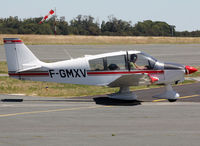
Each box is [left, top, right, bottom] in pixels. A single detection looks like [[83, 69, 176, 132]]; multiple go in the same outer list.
[[133, 20, 172, 36], [70, 15, 100, 35], [4, 15, 200, 37], [101, 16, 133, 36], [57, 16, 69, 35]]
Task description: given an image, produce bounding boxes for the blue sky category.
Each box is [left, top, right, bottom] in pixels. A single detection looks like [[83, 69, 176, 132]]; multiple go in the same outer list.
[[0, 0, 199, 31]]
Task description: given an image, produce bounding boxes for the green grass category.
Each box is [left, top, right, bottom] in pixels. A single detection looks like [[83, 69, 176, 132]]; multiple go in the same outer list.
[[0, 76, 196, 97], [0, 62, 8, 74], [0, 76, 118, 97]]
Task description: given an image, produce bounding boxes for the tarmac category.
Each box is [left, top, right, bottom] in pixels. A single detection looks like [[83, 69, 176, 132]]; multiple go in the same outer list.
[[0, 82, 200, 146], [1, 44, 200, 65]]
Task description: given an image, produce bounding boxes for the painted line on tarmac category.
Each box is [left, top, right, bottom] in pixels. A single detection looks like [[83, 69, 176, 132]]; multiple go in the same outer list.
[[152, 99, 167, 102], [133, 82, 198, 92], [0, 105, 110, 118], [179, 94, 200, 99], [152, 94, 199, 102]]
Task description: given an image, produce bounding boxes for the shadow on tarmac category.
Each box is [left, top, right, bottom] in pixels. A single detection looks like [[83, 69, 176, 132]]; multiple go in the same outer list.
[[1, 97, 142, 106], [93, 97, 141, 106]]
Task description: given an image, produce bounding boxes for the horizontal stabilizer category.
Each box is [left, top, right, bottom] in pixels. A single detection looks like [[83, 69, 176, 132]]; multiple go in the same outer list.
[[17, 64, 42, 73]]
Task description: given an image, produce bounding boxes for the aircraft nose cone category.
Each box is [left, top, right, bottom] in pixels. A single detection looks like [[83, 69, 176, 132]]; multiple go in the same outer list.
[[185, 66, 198, 74]]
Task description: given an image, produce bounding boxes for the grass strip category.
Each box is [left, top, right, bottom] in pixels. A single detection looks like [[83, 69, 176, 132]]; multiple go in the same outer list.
[[0, 76, 196, 98], [2, 34, 200, 45]]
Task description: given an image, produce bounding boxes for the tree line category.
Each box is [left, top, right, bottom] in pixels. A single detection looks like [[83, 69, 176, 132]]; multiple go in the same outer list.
[[0, 15, 199, 37]]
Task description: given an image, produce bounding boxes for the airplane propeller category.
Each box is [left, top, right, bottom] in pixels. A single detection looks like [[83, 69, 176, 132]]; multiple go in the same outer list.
[[185, 66, 198, 74]]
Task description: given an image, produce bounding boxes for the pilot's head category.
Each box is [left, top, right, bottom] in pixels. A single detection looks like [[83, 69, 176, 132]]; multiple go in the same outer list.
[[130, 54, 137, 63]]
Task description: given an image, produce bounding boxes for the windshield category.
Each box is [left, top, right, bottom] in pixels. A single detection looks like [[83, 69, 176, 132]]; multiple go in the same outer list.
[[129, 52, 157, 70], [140, 52, 157, 62]]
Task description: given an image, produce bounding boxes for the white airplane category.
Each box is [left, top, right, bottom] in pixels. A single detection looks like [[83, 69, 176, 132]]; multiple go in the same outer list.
[[3, 38, 198, 102]]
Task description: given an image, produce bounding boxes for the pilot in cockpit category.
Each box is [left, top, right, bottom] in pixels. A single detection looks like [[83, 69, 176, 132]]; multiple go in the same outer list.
[[130, 54, 147, 70]]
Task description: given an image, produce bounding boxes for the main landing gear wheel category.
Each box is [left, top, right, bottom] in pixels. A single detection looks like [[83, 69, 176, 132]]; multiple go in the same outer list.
[[108, 86, 138, 100]]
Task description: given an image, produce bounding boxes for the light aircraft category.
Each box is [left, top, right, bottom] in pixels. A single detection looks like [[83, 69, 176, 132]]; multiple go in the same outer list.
[[3, 38, 198, 102]]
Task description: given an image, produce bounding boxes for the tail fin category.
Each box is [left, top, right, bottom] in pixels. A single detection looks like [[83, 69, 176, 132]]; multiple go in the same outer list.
[[4, 38, 42, 73]]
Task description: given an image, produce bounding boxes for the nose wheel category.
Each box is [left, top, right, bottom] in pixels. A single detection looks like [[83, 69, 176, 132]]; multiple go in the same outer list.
[[153, 84, 179, 102], [168, 99, 177, 102]]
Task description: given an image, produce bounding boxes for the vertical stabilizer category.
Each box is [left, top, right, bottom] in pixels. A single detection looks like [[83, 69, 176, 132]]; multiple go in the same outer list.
[[4, 38, 41, 72]]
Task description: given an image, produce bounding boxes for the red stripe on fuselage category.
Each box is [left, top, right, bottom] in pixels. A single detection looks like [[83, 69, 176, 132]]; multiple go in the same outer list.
[[9, 72, 49, 76], [87, 70, 164, 75]]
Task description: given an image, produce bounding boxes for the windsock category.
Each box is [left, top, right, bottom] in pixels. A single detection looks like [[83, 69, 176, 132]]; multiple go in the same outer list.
[[39, 9, 54, 24]]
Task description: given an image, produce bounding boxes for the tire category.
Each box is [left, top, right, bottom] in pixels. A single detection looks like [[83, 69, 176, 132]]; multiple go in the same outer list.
[[168, 99, 177, 102]]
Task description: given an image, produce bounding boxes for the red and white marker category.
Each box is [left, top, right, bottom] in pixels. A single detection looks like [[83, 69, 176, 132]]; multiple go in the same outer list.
[[39, 9, 54, 24]]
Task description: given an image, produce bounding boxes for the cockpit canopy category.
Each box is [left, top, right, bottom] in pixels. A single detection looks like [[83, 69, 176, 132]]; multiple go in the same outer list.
[[132, 52, 157, 70], [88, 51, 158, 71]]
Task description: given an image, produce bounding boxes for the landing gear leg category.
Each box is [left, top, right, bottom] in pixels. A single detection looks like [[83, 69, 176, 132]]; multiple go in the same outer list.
[[108, 86, 138, 100], [153, 84, 179, 102]]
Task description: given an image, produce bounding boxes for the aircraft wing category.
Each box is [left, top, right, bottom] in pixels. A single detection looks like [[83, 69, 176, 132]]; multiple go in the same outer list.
[[108, 73, 158, 87]]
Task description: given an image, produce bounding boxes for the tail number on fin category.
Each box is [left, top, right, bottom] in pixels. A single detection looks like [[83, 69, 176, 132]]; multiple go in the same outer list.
[[49, 69, 86, 78]]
